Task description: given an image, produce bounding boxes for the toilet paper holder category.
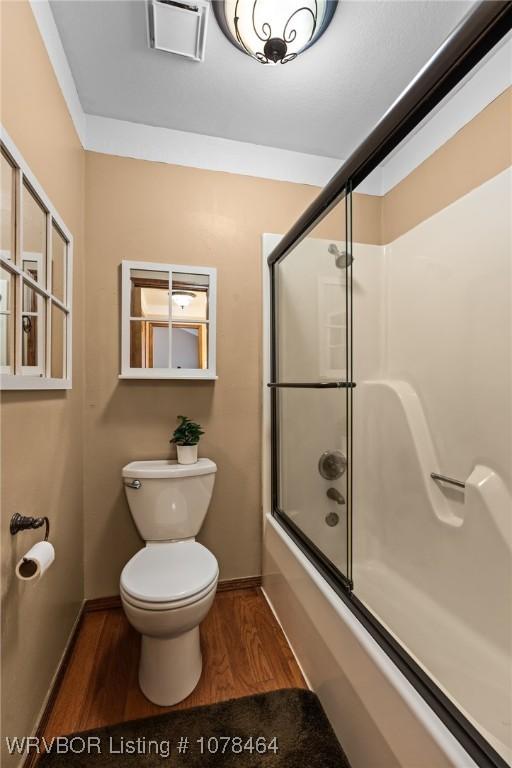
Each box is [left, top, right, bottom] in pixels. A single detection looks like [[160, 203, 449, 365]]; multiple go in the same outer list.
[[10, 513, 50, 541]]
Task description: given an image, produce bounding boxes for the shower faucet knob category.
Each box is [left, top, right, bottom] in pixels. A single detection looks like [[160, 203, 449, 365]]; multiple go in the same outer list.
[[318, 450, 346, 480]]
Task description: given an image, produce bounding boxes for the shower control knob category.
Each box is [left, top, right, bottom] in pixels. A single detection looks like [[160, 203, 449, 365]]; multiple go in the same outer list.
[[326, 487, 345, 505], [318, 450, 346, 480]]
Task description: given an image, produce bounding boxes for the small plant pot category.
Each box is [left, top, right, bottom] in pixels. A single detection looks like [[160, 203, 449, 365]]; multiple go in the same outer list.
[[176, 444, 198, 465]]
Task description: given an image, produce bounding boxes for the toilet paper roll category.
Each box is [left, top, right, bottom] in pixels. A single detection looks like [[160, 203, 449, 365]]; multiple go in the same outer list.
[[16, 541, 55, 582]]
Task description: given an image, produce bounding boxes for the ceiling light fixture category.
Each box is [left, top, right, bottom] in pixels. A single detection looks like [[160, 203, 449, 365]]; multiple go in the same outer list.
[[172, 290, 196, 309], [213, 0, 337, 65]]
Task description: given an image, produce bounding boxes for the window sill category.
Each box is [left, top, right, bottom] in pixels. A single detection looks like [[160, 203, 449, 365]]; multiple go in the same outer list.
[[1, 376, 72, 390], [118, 372, 217, 381]]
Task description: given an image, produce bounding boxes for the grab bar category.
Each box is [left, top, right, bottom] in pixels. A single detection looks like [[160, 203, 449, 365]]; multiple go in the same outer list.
[[430, 472, 465, 489]]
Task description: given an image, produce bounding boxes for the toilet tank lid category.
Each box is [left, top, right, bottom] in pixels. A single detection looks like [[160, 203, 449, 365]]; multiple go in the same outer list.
[[122, 458, 217, 479]]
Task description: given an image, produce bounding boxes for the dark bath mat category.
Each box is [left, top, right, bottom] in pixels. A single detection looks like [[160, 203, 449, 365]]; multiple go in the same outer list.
[[38, 688, 350, 767]]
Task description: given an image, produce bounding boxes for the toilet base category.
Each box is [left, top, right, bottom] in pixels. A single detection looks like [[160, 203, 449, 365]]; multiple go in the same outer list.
[[139, 627, 202, 706]]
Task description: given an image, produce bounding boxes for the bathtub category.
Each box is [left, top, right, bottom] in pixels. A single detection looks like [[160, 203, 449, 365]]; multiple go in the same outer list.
[[262, 514, 480, 768], [261, 380, 511, 767], [353, 379, 511, 766], [354, 560, 511, 764], [262, 240, 482, 768]]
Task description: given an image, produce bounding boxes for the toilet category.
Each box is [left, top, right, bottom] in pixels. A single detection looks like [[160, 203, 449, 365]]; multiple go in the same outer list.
[[120, 458, 218, 706]]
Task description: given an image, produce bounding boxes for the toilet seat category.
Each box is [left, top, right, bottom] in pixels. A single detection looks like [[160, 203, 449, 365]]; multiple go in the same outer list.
[[121, 580, 217, 612], [121, 540, 218, 607]]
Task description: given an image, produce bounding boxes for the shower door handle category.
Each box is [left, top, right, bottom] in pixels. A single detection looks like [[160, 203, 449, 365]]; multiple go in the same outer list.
[[267, 381, 356, 388]]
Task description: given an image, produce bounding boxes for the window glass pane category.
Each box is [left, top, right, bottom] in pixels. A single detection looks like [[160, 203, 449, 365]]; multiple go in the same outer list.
[[0, 265, 13, 369], [51, 303, 66, 379], [22, 282, 44, 369], [172, 323, 208, 369], [130, 320, 169, 368], [52, 224, 67, 302], [22, 182, 46, 284], [130, 269, 169, 319], [0, 149, 15, 261], [171, 272, 208, 321]]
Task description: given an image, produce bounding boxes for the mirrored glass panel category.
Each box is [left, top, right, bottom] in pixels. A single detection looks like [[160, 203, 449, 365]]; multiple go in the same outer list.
[[51, 224, 67, 303], [172, 323, 208, 370], [22, 182, 46, 284], [130, 320, 169, 369], [0, 150, 15, 262], [22, 282, 44, 369], [0, 265, 13, 369], [0, 136, 74, 388], [130, 269, 169, 319], [122, 262, 216, 379], [50, 303, 66, 379], [171, 272, 209, 322]]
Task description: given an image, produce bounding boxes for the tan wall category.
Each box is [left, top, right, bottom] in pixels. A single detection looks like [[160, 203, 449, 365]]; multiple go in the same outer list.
[[351, 87, 512, 246], [84, 152, 345, 597], [377, 87, 512, 244], [0, 1, 85, 763], [1, 0, 508, 749]]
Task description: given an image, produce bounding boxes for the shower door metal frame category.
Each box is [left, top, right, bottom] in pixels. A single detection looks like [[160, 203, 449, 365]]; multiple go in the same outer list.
[[269, 186, 354, 592], [268, 4, 512, 768]]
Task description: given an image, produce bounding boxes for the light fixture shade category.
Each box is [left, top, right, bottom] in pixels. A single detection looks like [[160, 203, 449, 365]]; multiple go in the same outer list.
[[213, 0, 337, 64], [172, 290, 196, 309]]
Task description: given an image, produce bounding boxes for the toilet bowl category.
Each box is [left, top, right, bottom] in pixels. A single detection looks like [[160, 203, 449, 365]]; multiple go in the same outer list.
[[120, 459, 218, 706]]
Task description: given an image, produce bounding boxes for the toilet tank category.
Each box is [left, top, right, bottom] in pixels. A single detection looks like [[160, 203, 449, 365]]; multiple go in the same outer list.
[[122, 459, 216, 541]]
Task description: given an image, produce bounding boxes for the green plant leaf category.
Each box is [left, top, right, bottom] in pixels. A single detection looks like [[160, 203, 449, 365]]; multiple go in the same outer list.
[[170, 415, 204, 446]]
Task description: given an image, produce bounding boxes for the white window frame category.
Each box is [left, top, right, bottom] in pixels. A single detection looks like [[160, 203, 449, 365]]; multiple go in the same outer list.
[[0, 127, 73, 390], [120, 260, 217, 380]]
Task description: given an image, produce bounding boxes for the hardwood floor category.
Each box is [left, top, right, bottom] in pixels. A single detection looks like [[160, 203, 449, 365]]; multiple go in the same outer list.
[[43, 588, 307, 740]]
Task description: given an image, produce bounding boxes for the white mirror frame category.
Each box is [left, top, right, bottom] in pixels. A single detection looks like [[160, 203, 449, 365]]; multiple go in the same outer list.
[[0, 127, 73, 391], [119, 260, 217, 380]]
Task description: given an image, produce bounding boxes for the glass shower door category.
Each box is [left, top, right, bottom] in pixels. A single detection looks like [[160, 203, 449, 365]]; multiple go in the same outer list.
[[270, 192, 353, 587]]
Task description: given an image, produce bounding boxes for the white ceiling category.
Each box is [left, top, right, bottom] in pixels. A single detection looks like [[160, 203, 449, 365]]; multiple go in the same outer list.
[[49, 0, 472, 161]]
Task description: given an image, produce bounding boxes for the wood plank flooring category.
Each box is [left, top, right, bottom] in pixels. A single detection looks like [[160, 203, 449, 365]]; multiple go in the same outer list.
[[43, 588, 307, 740]]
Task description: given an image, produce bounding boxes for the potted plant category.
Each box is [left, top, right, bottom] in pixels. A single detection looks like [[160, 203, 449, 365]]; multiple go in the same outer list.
[[170, 415, 204, 465]]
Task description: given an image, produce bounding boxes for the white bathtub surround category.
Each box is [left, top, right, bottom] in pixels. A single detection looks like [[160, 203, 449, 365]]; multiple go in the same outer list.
[[466, 465, 511, 550], [262, 237, 471, 768], [261, 166, 511, 768], [353, 559, 511, 763], [353, 168, 511, 764]]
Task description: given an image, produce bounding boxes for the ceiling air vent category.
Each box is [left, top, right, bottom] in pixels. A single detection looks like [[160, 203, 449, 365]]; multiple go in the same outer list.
[[147, 0, 209, 62]]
